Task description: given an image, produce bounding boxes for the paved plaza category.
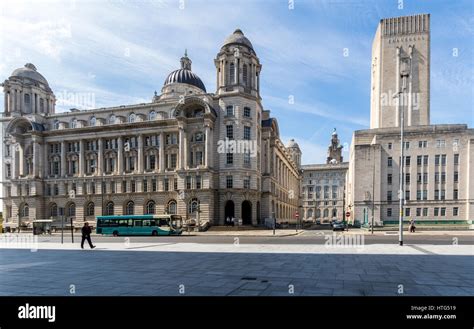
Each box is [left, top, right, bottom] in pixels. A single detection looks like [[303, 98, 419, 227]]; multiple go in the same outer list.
[[0, 234, 472, 296]]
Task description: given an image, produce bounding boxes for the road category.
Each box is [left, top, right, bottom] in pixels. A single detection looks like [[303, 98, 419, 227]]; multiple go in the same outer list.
[[32, 230, 474, 245]]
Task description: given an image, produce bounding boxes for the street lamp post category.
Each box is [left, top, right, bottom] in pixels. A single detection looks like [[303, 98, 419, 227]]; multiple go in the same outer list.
[[395, 48, 412, 247], [371, 143, 375, 235]]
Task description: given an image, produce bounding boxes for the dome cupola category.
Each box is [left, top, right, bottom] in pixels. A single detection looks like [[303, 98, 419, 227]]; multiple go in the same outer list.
[[163, 50, 206, 92]]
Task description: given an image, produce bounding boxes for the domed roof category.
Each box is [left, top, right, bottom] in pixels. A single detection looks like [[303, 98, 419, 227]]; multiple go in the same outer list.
[[11, 63, 49, 85], [222, 29, 255, 53], [287, 139, 300, 149], [163, 51, 206, 92]]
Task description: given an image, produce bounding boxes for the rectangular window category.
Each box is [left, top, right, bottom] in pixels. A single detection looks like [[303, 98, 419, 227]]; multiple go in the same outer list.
[[416, 208, 421, 217], [417, 173, 422, 183], [417, 155, 422, 166], [423, 190, 428, 200], [122, 181, 127, 193], [332, 186, 338, 199], [226, 153, 233, 165], [226, 125, 234, 139], [405, 208, 411, 217], [226, 176, 233, 189], [416, 190, 421, 201], [453, 189, 458, 200], [441, 190, 445, 200], [6, 164, 11, 178], [423, 155, 428, 165], [244, 126, 251, 140], [440, 207, 446, 216], [387, 190, 392, 202], [435, 172, 440, 183], [387, 174, 392, 185], [388, 143, 392, 150], [435, 189, 439, 200], [244, 151, 251, 165], [164, 178, 169, 191], [196, 176, 202, 189], [186, 176, 192, 189], [405, 156, 411, 167], [454, 171, 459, 183], [434, 207, 439, 216], [173, 179, 178, 191], [243, 107, 251, 118], [404, 142, 410, 149], [405, 190, 410, 201], [131, 181, 136, 193], [152, 179, 157, 192], [244, 176, 250, 189], [441, 154, 446, 166], [143, 180, 148, 192], [170, 154, 177, 168], [423, 208, 428, 217], [387, 157, 392, 167], [441, 172, 446, 183], [435, 155, 440, 165], [453, 207, 459, 216], [387, 208, 392, 217], [226, 106, 234, 117], [405, 173, 410, 184], [454, 154, 459, 165]]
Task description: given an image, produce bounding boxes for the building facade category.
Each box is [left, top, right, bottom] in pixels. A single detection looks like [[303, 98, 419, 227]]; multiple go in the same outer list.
[[301, 129, 348, 223], [1, 29, 301, 230], [347, 14, 474, 226]]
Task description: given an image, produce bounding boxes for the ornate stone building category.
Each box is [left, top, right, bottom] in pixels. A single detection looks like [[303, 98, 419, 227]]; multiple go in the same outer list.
[[301, 129, 348, 223], [0, 29, 301, 230], [347, 14, 474, 226]]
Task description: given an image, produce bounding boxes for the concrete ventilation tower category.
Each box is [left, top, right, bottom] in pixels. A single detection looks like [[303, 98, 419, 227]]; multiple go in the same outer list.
[[370, 14, 430, 128]]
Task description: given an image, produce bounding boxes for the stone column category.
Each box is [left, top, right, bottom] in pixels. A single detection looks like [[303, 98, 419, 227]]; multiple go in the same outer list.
[[18, 143, 25, 177], [12, 89, 16, 112], [79, 140, 84, 176], [4, 91, 8, 113], [16, 90, 21, 112], [205, 125, 210, 167], [117, 137, 123, 174], [138, 134, 144, 173], [60, 141, 66, 177], [98, 138, 104, 175], [159, 133, 165, 172], [20, 90, 24, 112], [178, 127, 184, 170], [32, 139, 40, 177]]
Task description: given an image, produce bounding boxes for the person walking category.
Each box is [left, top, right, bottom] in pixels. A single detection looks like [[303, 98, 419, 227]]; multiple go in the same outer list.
[[81, 222, 96, 249], [409, 219, 416, 233]]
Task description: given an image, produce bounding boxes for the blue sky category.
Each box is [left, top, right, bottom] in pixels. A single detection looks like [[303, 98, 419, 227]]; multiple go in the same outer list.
[[0, 0, 473, 164]]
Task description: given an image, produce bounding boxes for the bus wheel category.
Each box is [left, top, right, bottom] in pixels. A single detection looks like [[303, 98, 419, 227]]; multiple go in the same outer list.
[[112, 231, 119, 237], [152, 230, 158, 236]]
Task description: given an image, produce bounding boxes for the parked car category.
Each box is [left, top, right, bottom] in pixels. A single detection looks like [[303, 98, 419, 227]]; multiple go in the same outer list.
[[332, 221, 347, 231]]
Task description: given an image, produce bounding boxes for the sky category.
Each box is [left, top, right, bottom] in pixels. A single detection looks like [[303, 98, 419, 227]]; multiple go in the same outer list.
[[0, 0, 473, 165]]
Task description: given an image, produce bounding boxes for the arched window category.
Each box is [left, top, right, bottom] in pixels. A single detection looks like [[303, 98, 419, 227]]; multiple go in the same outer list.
[[105, 202, 114, 216], [109, 114, 116, 125], [149, 111, 157, 121], [50, 203, 58, 217], [24, 94, 31, 104], [243, 64, 248, 86], [125, 201, 134, 215], [70, 118, 77, 129], [128, 113, 136, 123], [67, 203, 76, 217], [323, 209, 329, 218], [188, 198, 199, 214], [89, 116, 96, 127], [53, 120, 59, 130], [332, 208, 337, 218], [316, 209, 321, 218], [167, 200, 177, 215], [229, 62, 235, 84], [145, 200, 156, 214], [86, 202, 95, 217], [21, 204, 29, 217]]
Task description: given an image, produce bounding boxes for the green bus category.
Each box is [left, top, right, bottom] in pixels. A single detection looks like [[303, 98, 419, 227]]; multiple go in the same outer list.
[[96, 215, 183, 236]]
